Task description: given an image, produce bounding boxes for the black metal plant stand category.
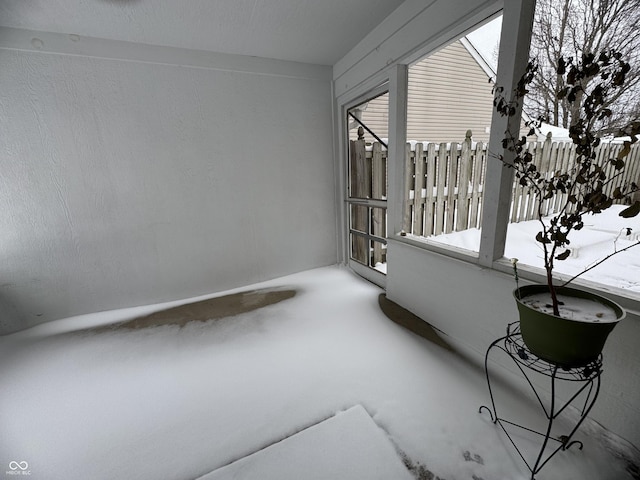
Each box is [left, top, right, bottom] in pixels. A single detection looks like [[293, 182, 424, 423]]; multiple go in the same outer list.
[[479, 322, 602, 479]]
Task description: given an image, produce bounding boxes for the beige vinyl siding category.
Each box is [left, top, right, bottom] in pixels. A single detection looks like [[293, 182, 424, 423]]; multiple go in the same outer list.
[[348, 93, 389, 143], [351, 40, 496, 143], [407, 40, 495, 142]]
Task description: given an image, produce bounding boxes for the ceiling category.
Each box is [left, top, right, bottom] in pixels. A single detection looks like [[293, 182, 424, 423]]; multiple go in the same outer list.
[[0, 0, 406, 65]]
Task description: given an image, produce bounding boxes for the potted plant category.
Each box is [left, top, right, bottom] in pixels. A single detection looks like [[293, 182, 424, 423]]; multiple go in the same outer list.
[[494, 50, 640, 367]]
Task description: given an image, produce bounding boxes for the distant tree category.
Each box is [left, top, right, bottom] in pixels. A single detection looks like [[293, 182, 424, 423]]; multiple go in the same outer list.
[[527, 0, 640, 135]]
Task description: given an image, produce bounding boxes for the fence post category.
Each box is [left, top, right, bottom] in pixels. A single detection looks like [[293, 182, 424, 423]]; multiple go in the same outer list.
[[553, 143, 574, 213], [402, 143, 413, 233], [413, 142, 425, 236], [471, 141, 485, 228], [446, 142, 459, 233], [425, 143, 437, 236], [629, 145, 640, 203], [598, 142, 616, 200], [372, 142, 384, 265], [524, 139, 544, 220], [456, 130, 473, 231], [538, 132, 553, 216], [349, 127, 368, 264], [435, 143, 448, 235]]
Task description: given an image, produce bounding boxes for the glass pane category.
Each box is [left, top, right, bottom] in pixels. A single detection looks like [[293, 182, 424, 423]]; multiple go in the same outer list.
[[350, 232, 368, 265], [349, 205, 388, 269], [371, 239, 387, 273], [348, 93, 389, 200], [350, 204, 368, 264], [399, 17, 502, 254], [349, 234, 387, 271], [502, 1, 640, 293], [350, 205, 368, 234], [346, 90, 389, 277], [370, 207, 387, 238]]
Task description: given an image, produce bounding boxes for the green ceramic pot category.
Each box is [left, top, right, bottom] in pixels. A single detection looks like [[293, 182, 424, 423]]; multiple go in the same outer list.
[[514, 284, 625, 367]]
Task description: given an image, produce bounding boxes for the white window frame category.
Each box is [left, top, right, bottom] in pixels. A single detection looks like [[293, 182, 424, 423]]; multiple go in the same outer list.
[[393, 1, 639, 310], [336, 0, 639, 311]]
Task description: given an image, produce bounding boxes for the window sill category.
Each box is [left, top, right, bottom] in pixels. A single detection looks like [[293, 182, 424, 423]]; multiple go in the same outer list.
[[388, 233, 640, 317], [389, 233, 480, 263]]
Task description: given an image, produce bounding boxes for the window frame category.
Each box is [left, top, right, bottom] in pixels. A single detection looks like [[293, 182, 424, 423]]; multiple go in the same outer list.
[[383, 2, 640, 310], [336, 0, 640, 311]]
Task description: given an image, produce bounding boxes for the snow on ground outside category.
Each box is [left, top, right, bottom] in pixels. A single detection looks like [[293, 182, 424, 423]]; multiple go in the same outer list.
[[0, 266, 638, 480], [427, 205, 640, 293]]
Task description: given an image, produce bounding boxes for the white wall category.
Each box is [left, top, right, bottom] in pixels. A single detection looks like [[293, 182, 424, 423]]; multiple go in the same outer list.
[[386, 240, 640, 449], [0, 29, 337, 334]]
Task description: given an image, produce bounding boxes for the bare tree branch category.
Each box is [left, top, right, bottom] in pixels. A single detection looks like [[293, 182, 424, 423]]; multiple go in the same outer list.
[[527, 0, 640, 133]]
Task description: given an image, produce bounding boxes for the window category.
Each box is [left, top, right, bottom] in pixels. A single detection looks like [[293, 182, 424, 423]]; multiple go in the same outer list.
[[395, 19, 502, 255], [346, 92, 389, 276], [499, 0, 640, 294]]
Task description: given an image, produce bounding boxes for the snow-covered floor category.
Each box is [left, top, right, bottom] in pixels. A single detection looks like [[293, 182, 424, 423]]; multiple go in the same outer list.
[[1, 266, 638, 480]]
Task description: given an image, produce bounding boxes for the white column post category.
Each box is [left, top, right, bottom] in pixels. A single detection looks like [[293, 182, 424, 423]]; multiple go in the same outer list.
[[387, 64, 409, 238], [479, 0, 537, 266]]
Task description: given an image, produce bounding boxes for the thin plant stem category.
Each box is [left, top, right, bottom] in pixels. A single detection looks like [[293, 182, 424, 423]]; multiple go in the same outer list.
[[512, 259, 520, 296], [560, 240, 640, 287]]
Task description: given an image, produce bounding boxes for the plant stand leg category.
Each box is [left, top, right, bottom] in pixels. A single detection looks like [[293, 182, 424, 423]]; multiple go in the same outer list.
[[479, 324, 602, 479]]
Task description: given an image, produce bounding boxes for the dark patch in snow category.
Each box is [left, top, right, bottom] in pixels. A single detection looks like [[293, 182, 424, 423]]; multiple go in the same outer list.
[[92, 288, 297, 331], [399, 450, 446, 480], [463, 450, 484, 465], [378, 294, 453, 351], [626, 460, 640, 480]]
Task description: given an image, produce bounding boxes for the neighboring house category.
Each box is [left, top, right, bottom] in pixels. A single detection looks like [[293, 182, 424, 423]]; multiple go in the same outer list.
[[351, 38, 498, 143]]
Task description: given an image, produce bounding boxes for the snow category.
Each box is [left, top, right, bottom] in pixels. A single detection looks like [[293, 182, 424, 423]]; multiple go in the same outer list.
[[0, 266, 638, 480], [535, 123, 630, 143], [520, 292, 619, 322], [426, 205, 640, 293], [537, 123, 572, 142], [200, 405, 414, 480]]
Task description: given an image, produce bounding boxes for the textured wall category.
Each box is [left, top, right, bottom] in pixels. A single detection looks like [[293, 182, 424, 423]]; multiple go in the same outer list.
[[0, 44, 336, 333], [387, 240, 640, 449]]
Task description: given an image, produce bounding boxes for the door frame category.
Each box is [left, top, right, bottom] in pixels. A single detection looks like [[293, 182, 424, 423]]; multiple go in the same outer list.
[[334, 65, 408, 288]]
